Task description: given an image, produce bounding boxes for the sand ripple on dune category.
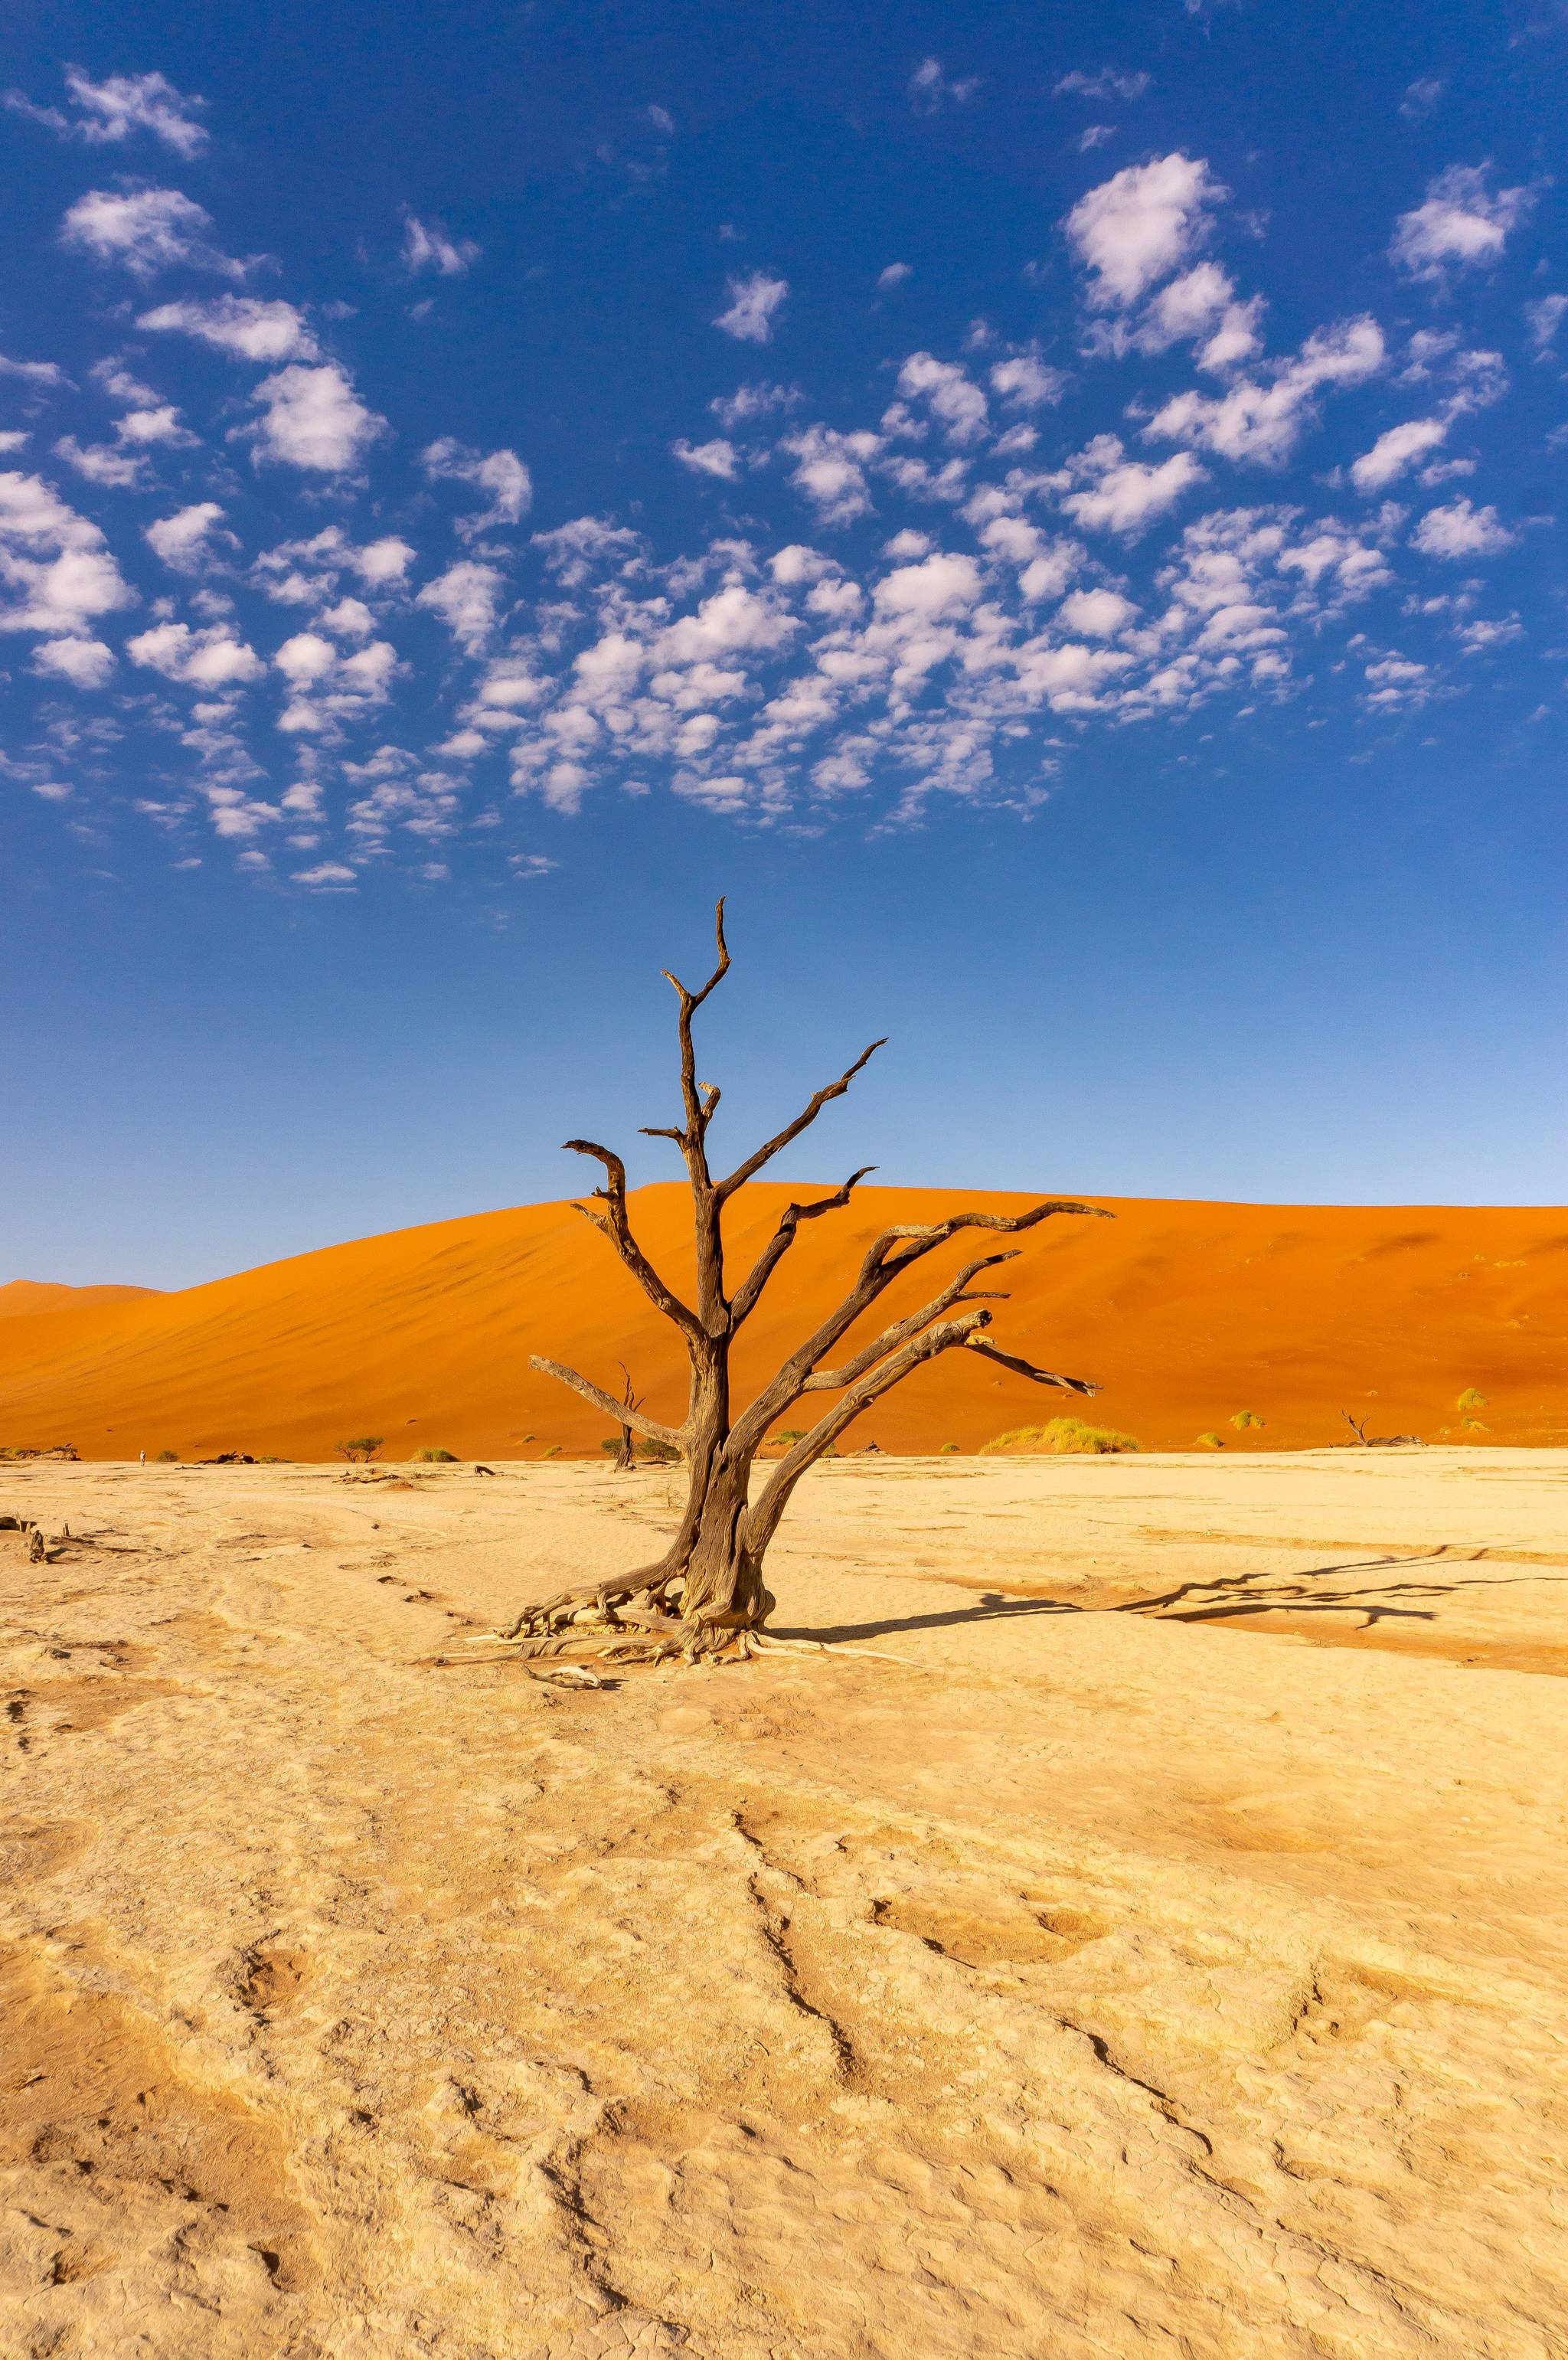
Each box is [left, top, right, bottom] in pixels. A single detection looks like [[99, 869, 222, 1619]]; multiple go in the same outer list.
[[2, 1450, 1566, 2357]]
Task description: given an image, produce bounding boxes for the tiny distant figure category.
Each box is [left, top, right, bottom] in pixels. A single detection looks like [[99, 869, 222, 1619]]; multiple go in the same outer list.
[[139, 1449, 145, 1466]]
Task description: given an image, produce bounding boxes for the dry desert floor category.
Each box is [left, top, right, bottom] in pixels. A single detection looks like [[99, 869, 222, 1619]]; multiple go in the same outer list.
[[2, 1449, 1566, 2359]]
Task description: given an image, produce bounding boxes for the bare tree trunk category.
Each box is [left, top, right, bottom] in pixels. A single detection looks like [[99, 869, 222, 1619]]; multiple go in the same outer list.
[[500, 903, 1108, 1665]]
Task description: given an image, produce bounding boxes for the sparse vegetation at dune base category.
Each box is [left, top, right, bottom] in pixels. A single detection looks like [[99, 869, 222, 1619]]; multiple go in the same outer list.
[[979, 1417, 1141, 1456]]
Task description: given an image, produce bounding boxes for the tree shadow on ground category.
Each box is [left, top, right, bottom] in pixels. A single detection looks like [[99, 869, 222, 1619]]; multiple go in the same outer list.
[[773, 1551, 1547, 1646]]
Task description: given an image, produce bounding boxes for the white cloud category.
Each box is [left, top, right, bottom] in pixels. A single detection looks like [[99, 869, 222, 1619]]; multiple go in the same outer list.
[[1058, 436, 1205, 534], [989, 352, 1067, 409], [247, 364, 382, 472], [127, 619, 264, 685], [1064, 153, 1224, 308], [54, 435, 149, 486], [710, 381, 797, 428], [1526, 294, 1567, 355], [0, 469, 135, 634], [0, 348, 67, 387], [658, 583, 795, 663], [1144, 316, 1386, 466], [139, 295, 316, 362], [355, 536, 416, 587], [714, 271, 789, 344], [8, 67, 207, 154], [1058, 587, 1136, 636], [421, 436, 531, 532], [878, 262, 913, 290], [1350, 417, 1448, 491], [873, 551, 983, 619], [1412, 498, 1515, 557], [115, 402, 190, 446], [1123, 263, 1263, 371], [292, 861, 358, 889], [401, 211, 480, 276], [416, 559, 505, 651], [1054, 68, 1151, 101], [1390, 165, 1531, 283], [782, 425, 880, 525], [145, 502, 227, 570], [908, 58, 982, 110], [673, 437, 740, 479], [32, 634, 116, 688], [896, 352, 989, 444], [60, 186, 243, 277], [274, 630, 338, 685], [1400, 77, 1443, 123]]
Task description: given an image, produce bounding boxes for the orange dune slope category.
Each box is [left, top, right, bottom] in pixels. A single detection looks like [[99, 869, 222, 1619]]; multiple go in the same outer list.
[[0, 1281, 160, 1321], [2, 1186, 1564, 1459]]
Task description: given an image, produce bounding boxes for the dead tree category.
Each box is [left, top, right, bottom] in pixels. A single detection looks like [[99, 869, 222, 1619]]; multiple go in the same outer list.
[[612, 1362, 639, 1473], [1341, 1410, 1423, 1448], [505, 902, 1109, 1664]]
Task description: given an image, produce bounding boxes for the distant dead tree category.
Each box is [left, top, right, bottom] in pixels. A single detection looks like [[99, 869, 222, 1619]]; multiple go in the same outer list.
[[504, 901, 1108, 1665], [1341, 1410, 1423, 1447], [612, 1363, 639, 1473]]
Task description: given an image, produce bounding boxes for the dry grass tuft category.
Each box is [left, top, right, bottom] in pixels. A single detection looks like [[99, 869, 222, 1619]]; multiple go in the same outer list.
[[979, 1417, 1140, 1456]]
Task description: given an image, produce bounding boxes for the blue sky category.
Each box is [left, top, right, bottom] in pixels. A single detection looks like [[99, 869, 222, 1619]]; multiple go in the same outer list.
[[2, 0, 1564, 1286]]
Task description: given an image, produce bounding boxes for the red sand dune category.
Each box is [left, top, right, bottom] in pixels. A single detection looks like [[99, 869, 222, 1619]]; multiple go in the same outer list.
[[0, 1281, 160, 1321], [2, 1185, 1564, 1459]]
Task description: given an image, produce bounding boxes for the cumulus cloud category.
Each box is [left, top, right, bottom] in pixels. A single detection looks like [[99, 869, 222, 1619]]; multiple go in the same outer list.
[[908, 58, 982, 110], [1526, 294, 1566, 355], [401, 211, 480, 276], [710, 381, 798, 430], [1118, 263, 1263, 371], [54, 435, 149, 487], [139, 295, 316, 362], [127, 619, 264, 685], [421, 437, 531, 533], [877, 262, 913, 290], [989, 352, 1067, 409], [1057, 436, 1206, 534], [896, 352, 990, 444], [1058, 587, 1137, 636], [1064, 153, 1224, 309], [247, 364, 383, 472], [0, 348, 69, 387], [1390, 165, 1531, 283], [1054, 67, 1151, 100], [1145, 316, 1386, 466], [1350, 417, 1449, 492], [873, 551, 983, 619], [782, 425, 880, 525], [673, 437, 740, 479], [145, 502, 229, 569], [1412, 498, 1515, 557], [0, 469, 135, 636], [32, 634, 116, 687], [714, 271, 789, 344], [8, 67, 207, 154], [416, 559, 505, 651], [60, 186, 243, 277]]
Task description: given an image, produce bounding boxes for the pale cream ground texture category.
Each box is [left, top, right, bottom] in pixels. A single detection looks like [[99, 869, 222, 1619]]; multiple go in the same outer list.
[[2, 1450, 1566, 2359]]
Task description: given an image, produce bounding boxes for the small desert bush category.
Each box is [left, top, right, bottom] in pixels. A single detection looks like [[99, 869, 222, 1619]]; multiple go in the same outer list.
[[542, 1443, 561, 1458], [599, 1437, 623, 1456], [1197, 1431, 1224, 1450], [256, 1454, 289, 1464], [1455, 1388, 1488, 1414], [979, 1417, 1140, 1456], [154, 1448, 179, 1463], [940, 1441, 960, 1454], [635, 1437, 680, 1463], [413, 1446, 457, 1463], [335, 1435, 384, 1463], [1230, 1409, 1265, 1430]]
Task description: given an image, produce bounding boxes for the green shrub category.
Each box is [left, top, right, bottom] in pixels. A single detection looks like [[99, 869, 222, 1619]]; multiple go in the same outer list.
[[1455, 1387, 1488, 1414], [154, 1448, 179, 1463], [256, 1454, 289, 1464], [1230, 1409, 1265, 1430], [978, 1417, 1140, 1456], [599, 1437, 622, 1456], [335, 1435, 384, 1463], [413, 1446, 457, 1463], [635, 1437, 680, 1463], [1197, 1431, 1225, 1450], [940, 1441, 960, 1454], [541, 1443, 561, 1459]]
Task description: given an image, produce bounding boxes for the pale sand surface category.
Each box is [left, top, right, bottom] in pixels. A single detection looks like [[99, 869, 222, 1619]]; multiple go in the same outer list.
[[2, 1450, 1566, 2358]]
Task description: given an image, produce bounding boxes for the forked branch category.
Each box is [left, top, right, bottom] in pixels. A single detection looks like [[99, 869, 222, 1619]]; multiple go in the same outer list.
[[529, 1355, 686, 1450], [730, 1165, 877, 1325], [563, 1138, 701, 1339]]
